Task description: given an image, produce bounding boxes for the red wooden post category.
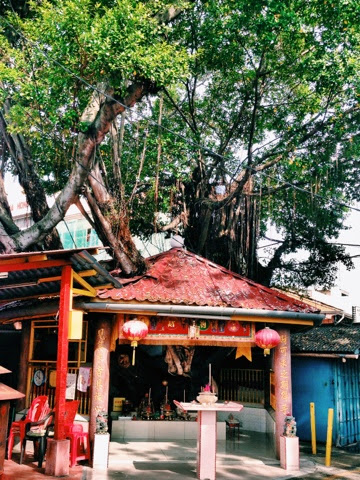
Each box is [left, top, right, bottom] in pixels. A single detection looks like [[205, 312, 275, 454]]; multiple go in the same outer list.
[[274, 328, 292, 459], [54, 265, 73, 440]]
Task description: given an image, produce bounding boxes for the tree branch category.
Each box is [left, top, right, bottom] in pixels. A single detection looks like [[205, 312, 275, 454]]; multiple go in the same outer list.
[[8, 82, 150, 252]]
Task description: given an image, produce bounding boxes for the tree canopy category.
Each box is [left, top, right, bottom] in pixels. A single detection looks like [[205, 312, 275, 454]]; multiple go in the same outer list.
[[0, 0, 359, 289]]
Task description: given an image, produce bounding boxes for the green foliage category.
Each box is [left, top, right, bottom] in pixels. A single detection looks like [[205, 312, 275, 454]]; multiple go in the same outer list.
[[0, 0, 189, 189], [160, 0, 360, 287], [0, 0, 359, 287]]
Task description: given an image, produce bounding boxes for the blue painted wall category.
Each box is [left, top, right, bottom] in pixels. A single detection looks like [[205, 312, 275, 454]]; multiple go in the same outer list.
[[292, 357, 335, 443]]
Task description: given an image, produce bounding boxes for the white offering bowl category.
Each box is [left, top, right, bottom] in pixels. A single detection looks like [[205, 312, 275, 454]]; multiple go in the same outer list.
[[196, 391, 218, 406]]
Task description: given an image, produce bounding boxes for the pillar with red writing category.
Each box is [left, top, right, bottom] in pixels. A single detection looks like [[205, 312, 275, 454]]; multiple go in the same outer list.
[[274, 328, 292, 459]]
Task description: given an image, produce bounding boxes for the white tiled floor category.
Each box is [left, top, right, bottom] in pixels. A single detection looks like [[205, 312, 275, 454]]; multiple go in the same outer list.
[[108, 430, 277, 465], [84, 431, 315, 480]]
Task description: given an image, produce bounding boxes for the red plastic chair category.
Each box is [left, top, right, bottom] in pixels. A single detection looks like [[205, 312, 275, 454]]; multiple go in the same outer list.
[[63, 400, 80, 428], [63, 400, 90, 467], [20, 408, 53, 467], [7, 395, 49, 460]]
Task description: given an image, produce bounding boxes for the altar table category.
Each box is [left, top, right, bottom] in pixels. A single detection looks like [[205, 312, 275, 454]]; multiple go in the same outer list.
[[174, 400, 243, 480]]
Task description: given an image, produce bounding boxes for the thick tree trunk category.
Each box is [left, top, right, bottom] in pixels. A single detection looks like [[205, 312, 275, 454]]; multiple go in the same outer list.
[[0, 107, 61, 250], [84, 184, 145, 274], [184, 176, 262, 281]]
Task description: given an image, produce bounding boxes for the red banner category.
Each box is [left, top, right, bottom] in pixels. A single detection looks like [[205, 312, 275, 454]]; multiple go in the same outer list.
[[117, 315, 255, 347]]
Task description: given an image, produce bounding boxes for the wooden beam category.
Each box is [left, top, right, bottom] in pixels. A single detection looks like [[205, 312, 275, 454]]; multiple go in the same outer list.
[[0, 292, 66, 303], [1, 313, 57, 322], [72, 288, 96, 297], [37, 276, 61, 284], [28, 254, 48, 262], [37, 270, 97, 285], [231, 316, 313, 326], [78, 269, 97, 277], [89, 283, 114, 289], [73, 271, 96, 296], [0, 259, 71, 273], [0, 258, 27, 266]]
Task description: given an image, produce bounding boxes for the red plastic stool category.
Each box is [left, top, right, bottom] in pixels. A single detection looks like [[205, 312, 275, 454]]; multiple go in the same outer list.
[[65, 424, 90, 467]]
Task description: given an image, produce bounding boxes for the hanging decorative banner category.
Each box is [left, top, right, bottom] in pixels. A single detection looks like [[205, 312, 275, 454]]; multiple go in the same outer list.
[[77, 367, 91, 392], [235, 343, 253, 362], [118, 315, 255, 347], [66, 373, 77, 400]]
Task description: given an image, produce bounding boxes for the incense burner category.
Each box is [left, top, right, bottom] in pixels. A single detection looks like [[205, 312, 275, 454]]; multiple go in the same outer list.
[[196, 391, 218, 406]]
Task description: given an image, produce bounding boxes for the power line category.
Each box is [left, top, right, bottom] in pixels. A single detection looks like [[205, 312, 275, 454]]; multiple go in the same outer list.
[[2, 16, 360, 216], [259, 239, 360, 250]]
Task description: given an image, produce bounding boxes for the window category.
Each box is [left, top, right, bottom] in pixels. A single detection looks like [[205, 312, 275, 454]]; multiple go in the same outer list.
[[30, 319, 88, 366], [57, 218, 101, 249]]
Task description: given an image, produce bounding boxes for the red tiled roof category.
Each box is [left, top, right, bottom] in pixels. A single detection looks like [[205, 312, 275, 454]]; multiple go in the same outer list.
[[98, 248, 318, 313]]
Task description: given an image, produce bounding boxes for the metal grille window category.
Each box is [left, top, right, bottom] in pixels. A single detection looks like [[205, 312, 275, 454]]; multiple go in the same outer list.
[[219, 368, 265, 405]]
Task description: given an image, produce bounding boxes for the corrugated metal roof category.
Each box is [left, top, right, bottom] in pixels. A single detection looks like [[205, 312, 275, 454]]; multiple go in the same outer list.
[[291, 323, 360, 354], [98, 248, 319, 313], [0, 247, 121, 303]]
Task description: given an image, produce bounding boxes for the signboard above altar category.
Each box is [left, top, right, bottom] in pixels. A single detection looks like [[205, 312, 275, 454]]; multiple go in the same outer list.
[[117, 314, 255, 347]]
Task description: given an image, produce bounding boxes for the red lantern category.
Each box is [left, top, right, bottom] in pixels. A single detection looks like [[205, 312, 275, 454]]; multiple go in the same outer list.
[[122, 319, 148, 365], [255, 327, 280, 356]]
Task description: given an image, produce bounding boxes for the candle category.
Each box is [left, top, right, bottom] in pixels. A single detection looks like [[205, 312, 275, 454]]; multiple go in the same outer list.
[[209, 363, 212, 390], [165, 386, 168, 404], [183, 389, 186, 402], [149, 388, 151, 404]]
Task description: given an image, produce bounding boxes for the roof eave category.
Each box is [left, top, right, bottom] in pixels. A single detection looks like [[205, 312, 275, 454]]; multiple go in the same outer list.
[[78, 301, 324, 326]]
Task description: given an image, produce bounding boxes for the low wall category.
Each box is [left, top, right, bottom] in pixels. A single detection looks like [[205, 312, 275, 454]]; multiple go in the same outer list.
[[111, 419, 226, 441], [111, 406, 275, 441]]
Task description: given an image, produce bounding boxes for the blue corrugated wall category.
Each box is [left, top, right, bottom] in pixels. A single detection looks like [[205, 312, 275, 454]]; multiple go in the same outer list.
[[292, 357, 335, 443], [335, 359, 360, 446]]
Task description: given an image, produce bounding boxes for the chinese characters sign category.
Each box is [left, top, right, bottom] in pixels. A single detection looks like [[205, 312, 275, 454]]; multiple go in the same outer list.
[[274, 330, 292, 417]]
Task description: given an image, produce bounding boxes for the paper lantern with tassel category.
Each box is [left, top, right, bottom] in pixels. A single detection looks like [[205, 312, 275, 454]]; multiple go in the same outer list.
[[122, 319, 148, 365], [255, 327, 280, 356]]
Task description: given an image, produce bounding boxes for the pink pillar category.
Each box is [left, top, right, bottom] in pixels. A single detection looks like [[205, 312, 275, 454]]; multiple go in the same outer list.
[[274, 328, 292, 459], [89, 318, 111, 442], [197, 410, 217, 480]]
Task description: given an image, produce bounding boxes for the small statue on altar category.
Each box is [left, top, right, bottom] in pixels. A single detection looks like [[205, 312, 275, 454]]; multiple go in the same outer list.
[[96, 411, 109, 434], [283, 414, 297, 437], [159, 380, 174, 419], [139, 392, 154, 419]]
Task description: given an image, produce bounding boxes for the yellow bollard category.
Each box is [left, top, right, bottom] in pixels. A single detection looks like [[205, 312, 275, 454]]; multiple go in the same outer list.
[[310, 402, 317, 454], [325, 408, 334, 467]]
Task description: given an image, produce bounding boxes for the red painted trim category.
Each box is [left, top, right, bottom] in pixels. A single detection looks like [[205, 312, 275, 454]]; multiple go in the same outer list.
[[0, 259, 71, 272], [54, 266, 72, 440]]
